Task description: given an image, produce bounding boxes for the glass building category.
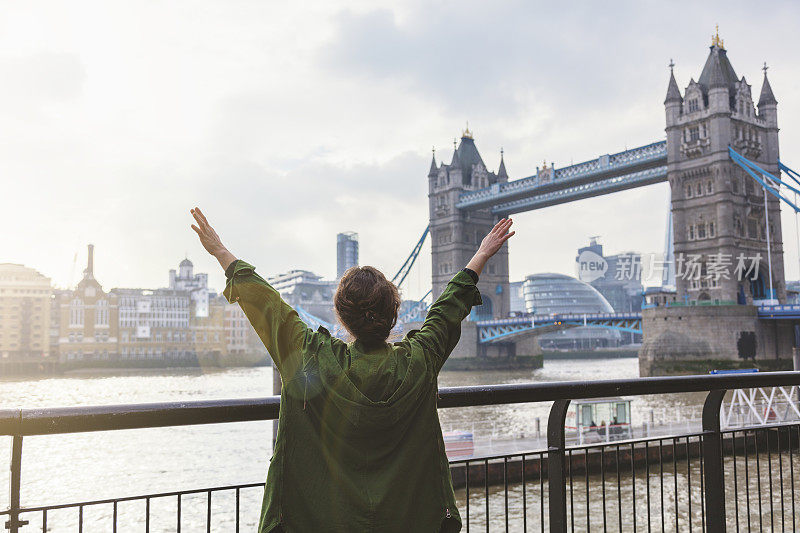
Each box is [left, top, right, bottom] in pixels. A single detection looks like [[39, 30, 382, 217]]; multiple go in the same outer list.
[[576, 238, 643, 313], [336, 232, 359, 279], [522, 273, 624, 350]]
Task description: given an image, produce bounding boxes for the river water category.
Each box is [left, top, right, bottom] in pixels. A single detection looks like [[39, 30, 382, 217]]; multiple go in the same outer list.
[[0, 358, 785, 531]]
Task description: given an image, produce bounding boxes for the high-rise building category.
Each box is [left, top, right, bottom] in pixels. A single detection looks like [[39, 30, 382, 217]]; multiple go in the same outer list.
[[337, 232, 359, 279], [0, 263, 52, 359]]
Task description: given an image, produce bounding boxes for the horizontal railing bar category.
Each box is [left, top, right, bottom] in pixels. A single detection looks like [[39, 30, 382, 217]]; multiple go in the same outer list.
[[449, 450, 547, 465], [0, 397, 280, 436], [1, 372, 798, 436], [15, 482, 265, 514], [436, 372, 800, 408]]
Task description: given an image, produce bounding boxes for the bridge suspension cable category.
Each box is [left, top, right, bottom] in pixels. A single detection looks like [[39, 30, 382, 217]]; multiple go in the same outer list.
[[728, 147, 800, 300], [728, 147, 800, 212], [778, 161, 800, 278], [390, 225, 430, 289]]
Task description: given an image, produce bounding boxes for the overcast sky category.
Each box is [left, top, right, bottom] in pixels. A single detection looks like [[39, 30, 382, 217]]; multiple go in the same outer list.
[[3, 1, 800, 300]]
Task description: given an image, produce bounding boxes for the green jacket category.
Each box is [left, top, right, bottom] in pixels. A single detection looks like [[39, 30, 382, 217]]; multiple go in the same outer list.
[[224, 261, 482, 532]]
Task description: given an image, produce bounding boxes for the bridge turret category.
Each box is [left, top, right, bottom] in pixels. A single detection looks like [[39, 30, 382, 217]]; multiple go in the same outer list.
[[758, 66, 778, 128], [664, 62, 683, 125], [428, 151, 438, 178], [429, 129, 510, 320], [497, 149, 508, 183], [666, 33, 785, 304]]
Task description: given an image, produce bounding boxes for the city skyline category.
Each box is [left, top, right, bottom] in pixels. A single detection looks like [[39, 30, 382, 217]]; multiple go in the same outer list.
[[3, 2, 800, 302]]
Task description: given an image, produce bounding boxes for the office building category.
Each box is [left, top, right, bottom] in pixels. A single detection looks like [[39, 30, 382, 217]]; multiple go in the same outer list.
[[0, 263, 52, 359], [337, 232, 359, 279]]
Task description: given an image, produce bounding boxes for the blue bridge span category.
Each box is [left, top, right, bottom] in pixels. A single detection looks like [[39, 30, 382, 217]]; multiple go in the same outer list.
[[475, 305, 800, 344], [456, 140, 667, 214]]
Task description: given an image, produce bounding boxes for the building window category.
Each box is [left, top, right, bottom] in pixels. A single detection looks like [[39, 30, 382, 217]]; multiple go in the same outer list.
[[689, 127, 700, 141], [69, 299, 84, 327], [95, 300, 108, 326], [689, 225, 695, 240], [708, 222, 715, 238], [685, 185, 692, 198], [747, 219, 758, 239], [688, 99, 699, 113], [697, 224, 706, 239], [706, 181, 713, 194], [696, 183, 702, 196]]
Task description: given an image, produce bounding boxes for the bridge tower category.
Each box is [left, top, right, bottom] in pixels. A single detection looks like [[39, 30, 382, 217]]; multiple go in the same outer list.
[[665, 32, 785, 303], [429, 128, 510, 319]]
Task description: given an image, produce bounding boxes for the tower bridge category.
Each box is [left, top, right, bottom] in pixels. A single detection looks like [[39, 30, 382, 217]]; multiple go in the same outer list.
[[455, 140, 667, 214], [297, 34, 800, 374], [423, 33, 800, 374]]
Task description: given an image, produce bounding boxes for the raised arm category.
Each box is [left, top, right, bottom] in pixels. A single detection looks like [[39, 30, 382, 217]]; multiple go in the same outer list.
[[190, 207, 309, 378], [413, 218, 515, 372]]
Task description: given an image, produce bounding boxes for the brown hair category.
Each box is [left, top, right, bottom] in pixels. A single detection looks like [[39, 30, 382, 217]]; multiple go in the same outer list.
[[334, 266, 400, 349]]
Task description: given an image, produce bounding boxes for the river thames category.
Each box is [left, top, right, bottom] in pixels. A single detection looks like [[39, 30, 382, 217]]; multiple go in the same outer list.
[[0, 358, 764, 531]]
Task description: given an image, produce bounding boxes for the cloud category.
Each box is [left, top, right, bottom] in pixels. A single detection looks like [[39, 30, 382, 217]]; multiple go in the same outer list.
[[4, 0, 800, 298], [0, 52, 85, 118]]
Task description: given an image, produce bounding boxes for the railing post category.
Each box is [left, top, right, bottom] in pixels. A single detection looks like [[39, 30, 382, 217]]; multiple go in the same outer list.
[[5, 435, 28, 533], [548, 399, 570, 533], [702, 389, 727, 532]]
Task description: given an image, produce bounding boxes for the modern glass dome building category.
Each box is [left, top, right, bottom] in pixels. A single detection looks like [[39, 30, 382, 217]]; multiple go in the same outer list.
[[522, 273, 623, 350]]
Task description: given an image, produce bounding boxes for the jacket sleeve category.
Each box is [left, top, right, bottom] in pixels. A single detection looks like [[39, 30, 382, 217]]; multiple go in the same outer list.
[[411, 269, 482, 373], [223, 259, 309, 379]]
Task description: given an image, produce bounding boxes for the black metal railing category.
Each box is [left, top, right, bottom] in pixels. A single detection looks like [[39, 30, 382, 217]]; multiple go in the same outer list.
[[2, 372, 799, 532]]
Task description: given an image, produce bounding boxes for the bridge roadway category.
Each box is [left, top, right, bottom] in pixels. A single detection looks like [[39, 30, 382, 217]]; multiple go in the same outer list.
[[299, 304, 794, 345], [476, 313, 644, 343], [756, 304, 800, 319], [473, 304, 798, 344], [455, 140, 667, 214]]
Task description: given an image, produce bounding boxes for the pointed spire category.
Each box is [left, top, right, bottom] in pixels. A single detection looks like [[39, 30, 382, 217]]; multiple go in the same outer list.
[[450, 139, 461, 168], [664, 59, 682, 104], [698, 39, 738, 93], [428, 147, 438, 176], [708, 52, 727, 89], [462, 121, 473, 139], [711, 24, 724, 50], [498, 147, 508, 179], [758, 62, 777, 106]]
